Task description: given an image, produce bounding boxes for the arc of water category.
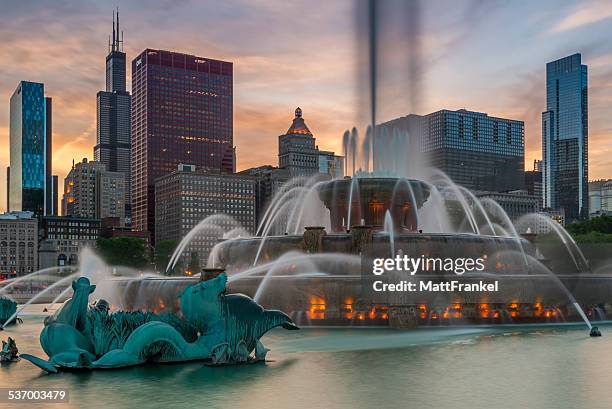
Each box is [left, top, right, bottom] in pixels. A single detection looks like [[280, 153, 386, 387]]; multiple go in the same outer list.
[[517, 213, 589, 273], [350, 127, 358, 176], [391, 178, 421, 230], [253, 199, 302, 266], [230, 252, 362, 283], [479, 197, 529, 269], [1, 272, 80, 328], [257, 185, 307, 236], [346, 177, 360, 230], [0, 266, 67, 296], [342, 130, 350, 177], [384, 210, 395, 257], [419, 181, 452, 233], [292, 180, 328, 234], [456, 186, 496, 235], [256, 176, 308, 235], [285, 175, 324, 234], [492, 251, 592, 330], [428, 169, 479, 234], [362, 126, 372, 173], [167, 214, 242, 273], [45, 284, 75, 311]]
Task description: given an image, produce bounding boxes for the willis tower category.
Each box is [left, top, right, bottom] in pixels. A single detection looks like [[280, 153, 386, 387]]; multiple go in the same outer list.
[[94, 9, 132, 223]]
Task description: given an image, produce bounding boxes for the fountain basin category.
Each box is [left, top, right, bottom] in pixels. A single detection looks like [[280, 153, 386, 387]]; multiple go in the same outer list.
[[317, 177, 430, 232]]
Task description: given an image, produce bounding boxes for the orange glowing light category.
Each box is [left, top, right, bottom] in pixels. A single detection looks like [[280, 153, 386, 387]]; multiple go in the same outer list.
[[308, 296, 326, 320], [343, 299, 354, 319]]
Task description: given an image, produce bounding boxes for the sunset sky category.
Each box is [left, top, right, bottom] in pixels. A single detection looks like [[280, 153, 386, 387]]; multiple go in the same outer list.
[[2, 0, 612, 213]]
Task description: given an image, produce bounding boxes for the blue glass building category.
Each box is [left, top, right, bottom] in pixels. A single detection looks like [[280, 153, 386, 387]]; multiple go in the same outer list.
[[542, 54, 588, 221], [9, 81, 47, 215]]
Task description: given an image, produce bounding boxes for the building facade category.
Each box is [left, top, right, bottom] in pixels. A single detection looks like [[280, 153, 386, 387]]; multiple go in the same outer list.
[[525, 160, 543, 211], [38, 216, 100, 269], [94, 11, 132, 223], [9, 81, 52, 215], [155, 166, 256, 269], [62, 159, 106, 218], [542, 53, 588, 222], [278, 108, 320, 178], [62, 159, 126, 225], [318, 150, 344, 179], [96, 169, 127, 223], [474, 190, 539, 222], [131, 49, 234, 240], [376, 109, 525, 192], [239, 165, 291, 228], [0, 211, 38, 277], [588, 179, 612, 217]]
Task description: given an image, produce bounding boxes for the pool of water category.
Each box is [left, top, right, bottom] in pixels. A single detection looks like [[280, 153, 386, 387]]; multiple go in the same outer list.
[[0, 311, 610, 409]]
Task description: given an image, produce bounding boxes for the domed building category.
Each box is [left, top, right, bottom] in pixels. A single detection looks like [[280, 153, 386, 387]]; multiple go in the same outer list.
[[278, 107, 320, 178]]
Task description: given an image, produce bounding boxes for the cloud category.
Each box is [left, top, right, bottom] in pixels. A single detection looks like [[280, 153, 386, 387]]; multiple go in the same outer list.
[[551, 1, 612, 33]]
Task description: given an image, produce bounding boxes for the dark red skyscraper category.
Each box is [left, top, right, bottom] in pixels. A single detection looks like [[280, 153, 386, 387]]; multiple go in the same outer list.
[[131, 49, 234, 238]]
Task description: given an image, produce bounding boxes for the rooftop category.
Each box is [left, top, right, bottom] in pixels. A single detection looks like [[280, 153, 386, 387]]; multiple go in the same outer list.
[[285, 107, 313, 137]]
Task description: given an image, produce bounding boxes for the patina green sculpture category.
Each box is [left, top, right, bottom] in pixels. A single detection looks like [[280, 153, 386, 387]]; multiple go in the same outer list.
[[21, 273, 298, 373], [0, 337, 19, 363], [0, 297, 18, 327]]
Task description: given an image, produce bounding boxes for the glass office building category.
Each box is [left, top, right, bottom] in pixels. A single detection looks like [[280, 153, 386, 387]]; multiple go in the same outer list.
[[542, 53, 588, 221], [9, 81, 47, 215], [131, 49, 234, 239], [376, 109, 525, 192]]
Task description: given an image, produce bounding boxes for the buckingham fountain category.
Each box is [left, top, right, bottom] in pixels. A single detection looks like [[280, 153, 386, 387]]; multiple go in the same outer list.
[[66, 166, 606, 332]]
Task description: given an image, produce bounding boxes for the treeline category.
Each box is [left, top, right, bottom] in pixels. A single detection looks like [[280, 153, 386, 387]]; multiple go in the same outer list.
[[565, 215, 612, 243], [95, 237, 186, 273]]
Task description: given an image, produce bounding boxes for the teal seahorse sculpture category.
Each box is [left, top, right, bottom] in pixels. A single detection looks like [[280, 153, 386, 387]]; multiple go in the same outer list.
[[0, 297, 18, 327], [21, 273, 298, 372]]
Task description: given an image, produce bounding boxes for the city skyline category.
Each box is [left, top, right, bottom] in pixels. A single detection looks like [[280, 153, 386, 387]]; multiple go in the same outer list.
[[3, 1, 612, 213]]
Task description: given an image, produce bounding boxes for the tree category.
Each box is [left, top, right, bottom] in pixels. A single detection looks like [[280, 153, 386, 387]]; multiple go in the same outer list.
[[566, 215, 612, 236], [96, 237, 149, 268], [154, 240, 178, 274]]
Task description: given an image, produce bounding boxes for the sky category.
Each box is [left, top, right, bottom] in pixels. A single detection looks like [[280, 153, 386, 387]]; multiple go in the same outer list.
[[1, 0, 612, 213]]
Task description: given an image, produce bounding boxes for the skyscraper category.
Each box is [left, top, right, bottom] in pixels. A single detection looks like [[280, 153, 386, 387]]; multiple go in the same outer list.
[[9, 81, 49, 215], [376, 109, 525, 192], [131, 49, 234, 239], [62, 158, 106, 218], [94, 9, 131, 222], [542, 53, 588, 221], [278, 108, 320, 178], [44, 97, 58, 216]]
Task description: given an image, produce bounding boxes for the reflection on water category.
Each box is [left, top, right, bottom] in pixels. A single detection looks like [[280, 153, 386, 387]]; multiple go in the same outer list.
[[1, 316, 611, 409]]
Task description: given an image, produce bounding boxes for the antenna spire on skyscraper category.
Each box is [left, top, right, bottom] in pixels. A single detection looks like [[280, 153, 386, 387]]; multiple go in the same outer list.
[[112, 9, 116, 52], [116, 8, 120, 51]]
